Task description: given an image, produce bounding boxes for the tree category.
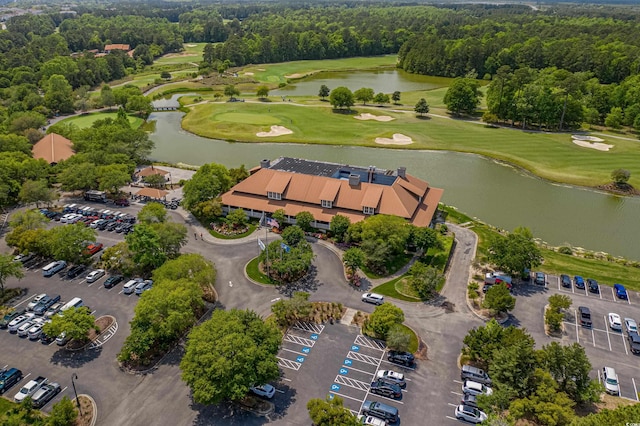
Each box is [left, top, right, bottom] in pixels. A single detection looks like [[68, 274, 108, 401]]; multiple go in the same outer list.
[[483, 284, 516, 314], [415, 98, 430, 116], [354, 87, 374, 105], [489, 338, 538, 398], [160, 71, 171, 80], [182, 163, 232, 211], [180, 309, 281, 405], [48, 396, 78, 426], [0, 253, 24, 296], [392, 91, 401, 104], [271, 291, 312, 327], [343, 247, 365, 276], [100, 242, 135, 276], [604, 107, 623, 129], [126, 95, 152, 117], [143, 173, 166, 188], [260, 239, 314, 283], [138, 202, 167, 224], [488, 227, 543, 278], [408, 262, 443, 300], [539, 342, 599, 403], [548, 294, 571, 311], [272, 209, 286, 227], [444, 77, 482, 115], [125, 224, 167, 272], [101, 85, 115, 110], [366, 302, 405, 339], [282, 225, 305, 247], [329, 87, 354, 110], [386, 324, 410, 351], [226, 208, 247, 228], [152, 253, 216, 293], [224, 84, 240, 100], [96, 164, 131, 195], [152, 222, 188, 258], [410, 226, 442, 251], [44, 74, 74, 114], [373, 92, 390, 105], [360, 214, 411, 255], [462, 320, 534, 369], [611, 168, 631, 186], [295, 211, 314, 232], [307, 396, 360, 426], [329, 214, 351, 242], [44, 224, 96, 264], [9, 209, 48, 231], [43, 307, 95, 342], [58, 162, 98, 192], [229, 164, 249, 184], [256, 86, 269, 99], [18, 179, 57, 208], [318, 84, 330, 100]]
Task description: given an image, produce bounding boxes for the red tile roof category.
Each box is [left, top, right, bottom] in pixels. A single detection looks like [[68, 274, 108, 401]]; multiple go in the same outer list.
[[31, 133, 74, 164], [104, 44, 130, 51]]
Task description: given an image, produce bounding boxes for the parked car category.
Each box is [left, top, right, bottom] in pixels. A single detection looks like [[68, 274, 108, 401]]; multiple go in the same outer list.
[[0, 308, 26, 329], [18, 318, 43, 337], [387, 350, 415, 366], [249, 384, 275, 398], [32, 382, 61, 408], [7, 314, 35, 333], [628, 331, 640, 354], [587, 278, 599, 293], [534, 272, 546, 286], [89, 219, 103, 229], [14, 376, 47, 402], [357, 415, 387, 426], [106, 221, 120, 231], [42, 260, 66, 277], [455, 404, 488, 424], [13, 253, 36, 264], [376, 370, 406, 388], [114, 199, 130, 206], [123, 279, 142, 295], [104, 275, 124, 289], [461, 365, 492, 385], [574, 276, 585, 289], [0, 368, 23, 394], [625, 318, 638, 335], [27, 320, 49, 340], [135, 280, 153, 295], [55, 332, 70, 346], [33, 294, 61, 315], [461, 393, 479, 409], [83, 243, 103, 256], [66, 264, 87, 279], [614, 283, 628, 300], [579, 306, 592, 327], [361, 293, 384, 305], [86, 269, 106, 283], [370, 380, 402, 398], [40, 331, 55, 345], [462, 380, 493, 396], [97, 220, 111, 230], [361, 401, 399, 423], [608, 313, 622, 331], [27, 293, 47, 311], [602, 367, 620, 396]]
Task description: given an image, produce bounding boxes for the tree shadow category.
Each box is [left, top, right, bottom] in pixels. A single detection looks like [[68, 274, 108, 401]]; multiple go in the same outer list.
[[276, 266, 322, 297], [416, 115, 430, 120], [331, 108, 358, 116], [511, 283, 548, 298], [50, 345, 103, 368]]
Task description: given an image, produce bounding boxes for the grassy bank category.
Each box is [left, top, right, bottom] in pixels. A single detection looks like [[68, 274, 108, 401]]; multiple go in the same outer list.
[[56, 111, 144, 129], [181, 101, 640, 188], [441, 204, 640, 289]]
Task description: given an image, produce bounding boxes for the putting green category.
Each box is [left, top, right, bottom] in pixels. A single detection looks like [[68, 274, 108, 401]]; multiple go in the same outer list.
[[215, 112, 279, 125]]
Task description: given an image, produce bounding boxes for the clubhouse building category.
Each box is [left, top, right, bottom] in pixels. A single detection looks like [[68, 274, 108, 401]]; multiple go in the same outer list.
[[220, 157, 444, 230]]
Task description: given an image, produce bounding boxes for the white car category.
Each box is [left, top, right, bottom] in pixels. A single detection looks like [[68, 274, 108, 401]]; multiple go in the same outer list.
[[86, 269, 106, 283], [7, 314, 35, 333], [624, 318, 638, 335], [376, 370, 406, 388], [361, 292, 384, 305], [609, 313, 622, 331], [89, 219, 103, 228], [462, 380, 493, 396], [123, 279, 142, 295], [17, 318, 43, 337], [27, 294, 47, 311], [27, 320, 49, 340], [455, 404, 488, 424], [357, 414, 387, 426], [249, 384, 275, 398]]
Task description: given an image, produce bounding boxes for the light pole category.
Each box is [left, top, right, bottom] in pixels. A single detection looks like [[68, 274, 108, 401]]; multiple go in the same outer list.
[[71, 373, 82, 416]]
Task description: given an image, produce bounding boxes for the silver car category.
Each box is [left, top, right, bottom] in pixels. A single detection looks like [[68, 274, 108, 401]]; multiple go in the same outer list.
[[455, 404, 488, 424], [86, 269, 106, 283], [27, 294, 47, 311], [7, 314, 35, 333], [18, 318, 43, 337]]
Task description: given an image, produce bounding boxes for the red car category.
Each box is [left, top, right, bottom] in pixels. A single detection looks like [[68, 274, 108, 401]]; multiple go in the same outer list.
[[114, 199, 130, 207], [83, 243, 103, 256]]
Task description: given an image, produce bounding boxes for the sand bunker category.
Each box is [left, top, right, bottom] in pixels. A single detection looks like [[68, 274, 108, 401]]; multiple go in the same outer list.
[[375, 134, 413, 145], [186, 44, 197, 47], [257, 125, 293, 137], [285, 73, 305, 79], [355, 113, 395, 122], [244, 72, 254, 76], [571, 135, 613, 151]]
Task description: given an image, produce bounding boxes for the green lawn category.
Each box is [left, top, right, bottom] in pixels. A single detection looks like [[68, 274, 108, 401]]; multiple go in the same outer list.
[[182, 101, 640, 188], [154, 43, 205, 65], [371, 276, 422, 302], [243, 55, 398, 85], [57, 112, 144, 129], [246, 257, 278, 285], [397, 323, 419, 353]]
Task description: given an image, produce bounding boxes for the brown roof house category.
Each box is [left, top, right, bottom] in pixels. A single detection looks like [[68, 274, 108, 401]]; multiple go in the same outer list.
[[104, 44, 131, 53], [32, 133, 74, 165], [221, 157, 444, 230]]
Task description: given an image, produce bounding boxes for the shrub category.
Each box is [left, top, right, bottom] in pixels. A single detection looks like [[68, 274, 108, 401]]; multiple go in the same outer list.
[[558, 246, 573, 255]]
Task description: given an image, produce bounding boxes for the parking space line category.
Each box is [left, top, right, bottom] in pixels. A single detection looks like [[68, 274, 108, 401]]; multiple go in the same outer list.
[[453, 380, 464, 384], [446, 416, 458, 421], [611, 287, 616, 300], [283, 378, 291, 382], [633, 378, 639, 401], [599, 287, 602, 299], [12, 294, 36, 308], [277, 357, 301, 371], [342, 364, 377, 376], [448, 403, 458, 408], [357, 343, 387, 416], [622, 333, 629, 355], [283, 334, 316, 347], [450, 391, 463, 396], [335, 375, 370, 392], [603, 316, 613, 351], [293, 321, 325, 334], [627, 293, 632, 305], [573, 310, 579, 343], [354, 335, 386, 351], [591, 328, 595, 347], [347, 351, 380, 366], [281, 348, 307, 357], [329, 390, 364, 403]]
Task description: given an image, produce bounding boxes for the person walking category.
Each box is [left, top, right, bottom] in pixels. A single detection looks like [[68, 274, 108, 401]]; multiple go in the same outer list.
[[200, 233, 203, 239], [194, 232, 197, 240]]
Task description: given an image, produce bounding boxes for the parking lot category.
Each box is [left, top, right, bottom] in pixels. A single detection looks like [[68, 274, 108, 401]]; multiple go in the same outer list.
[[272, 322, 428, 425], [549, 274, 634, 305]]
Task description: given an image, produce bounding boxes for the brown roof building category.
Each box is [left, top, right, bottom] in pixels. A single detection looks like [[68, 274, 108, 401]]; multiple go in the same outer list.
[[221, 158, 444, 229], [104, 44, 130, 52], [32, 133, 74, 165]]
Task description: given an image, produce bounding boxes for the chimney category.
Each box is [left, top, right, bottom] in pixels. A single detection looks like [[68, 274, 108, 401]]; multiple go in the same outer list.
[[260, 159, 270, 169], [368, 166, 375, 183], [348, 174, 360, 187], [397, 167, 406, 178]]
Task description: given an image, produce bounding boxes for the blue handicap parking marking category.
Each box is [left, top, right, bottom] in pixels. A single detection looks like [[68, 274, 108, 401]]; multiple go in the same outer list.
[[296, 356, 306, 363], [344, 359, 353, 366], [302, 347, 311, 354], [351, 345, 360, 351], [331, 384, 341, 391], [310, 334, 319, 340], [339, 368, 349, 375]]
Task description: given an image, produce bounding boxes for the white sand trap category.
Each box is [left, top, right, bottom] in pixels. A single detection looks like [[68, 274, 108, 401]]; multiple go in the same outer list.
[[375, 134, 413, 145], [257, 68, 266, 71], [572, 134, 605, 142], [355, 113, 395, 122], [572, 140, 614, 151], [285, 73, 305, 79], [186, 44, 197, 47], [257, 125, 293, 137], [244, 72, 254, 76]]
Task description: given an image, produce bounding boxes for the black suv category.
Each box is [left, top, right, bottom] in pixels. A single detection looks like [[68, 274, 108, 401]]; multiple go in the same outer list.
[[560, 274, 571, 288], [579, 306, 592, 327], [66, 264, 87, 279], [628, 331, 640, 354], [587, 279, 599, 293], [387, 350, 415, 366], [370, 379, 402, 398], [104, 275, 124, 289]]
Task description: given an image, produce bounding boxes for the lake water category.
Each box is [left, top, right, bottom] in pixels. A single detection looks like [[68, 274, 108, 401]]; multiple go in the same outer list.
[[149, 110, 640, 260]]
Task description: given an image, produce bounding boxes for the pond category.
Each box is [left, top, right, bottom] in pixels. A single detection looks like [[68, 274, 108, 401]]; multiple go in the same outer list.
[[148, 111, 640, 260]]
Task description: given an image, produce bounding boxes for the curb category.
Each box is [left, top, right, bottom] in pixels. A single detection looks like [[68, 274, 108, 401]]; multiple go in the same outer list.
[[79, 394, 97, 426], [465, 290, 508, 324]]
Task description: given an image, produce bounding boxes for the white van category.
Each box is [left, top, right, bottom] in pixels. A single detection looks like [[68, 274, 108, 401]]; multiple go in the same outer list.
[[60, 298, 84, 313], [42, 261, 66, 277], [603, 367, 620, 395]]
